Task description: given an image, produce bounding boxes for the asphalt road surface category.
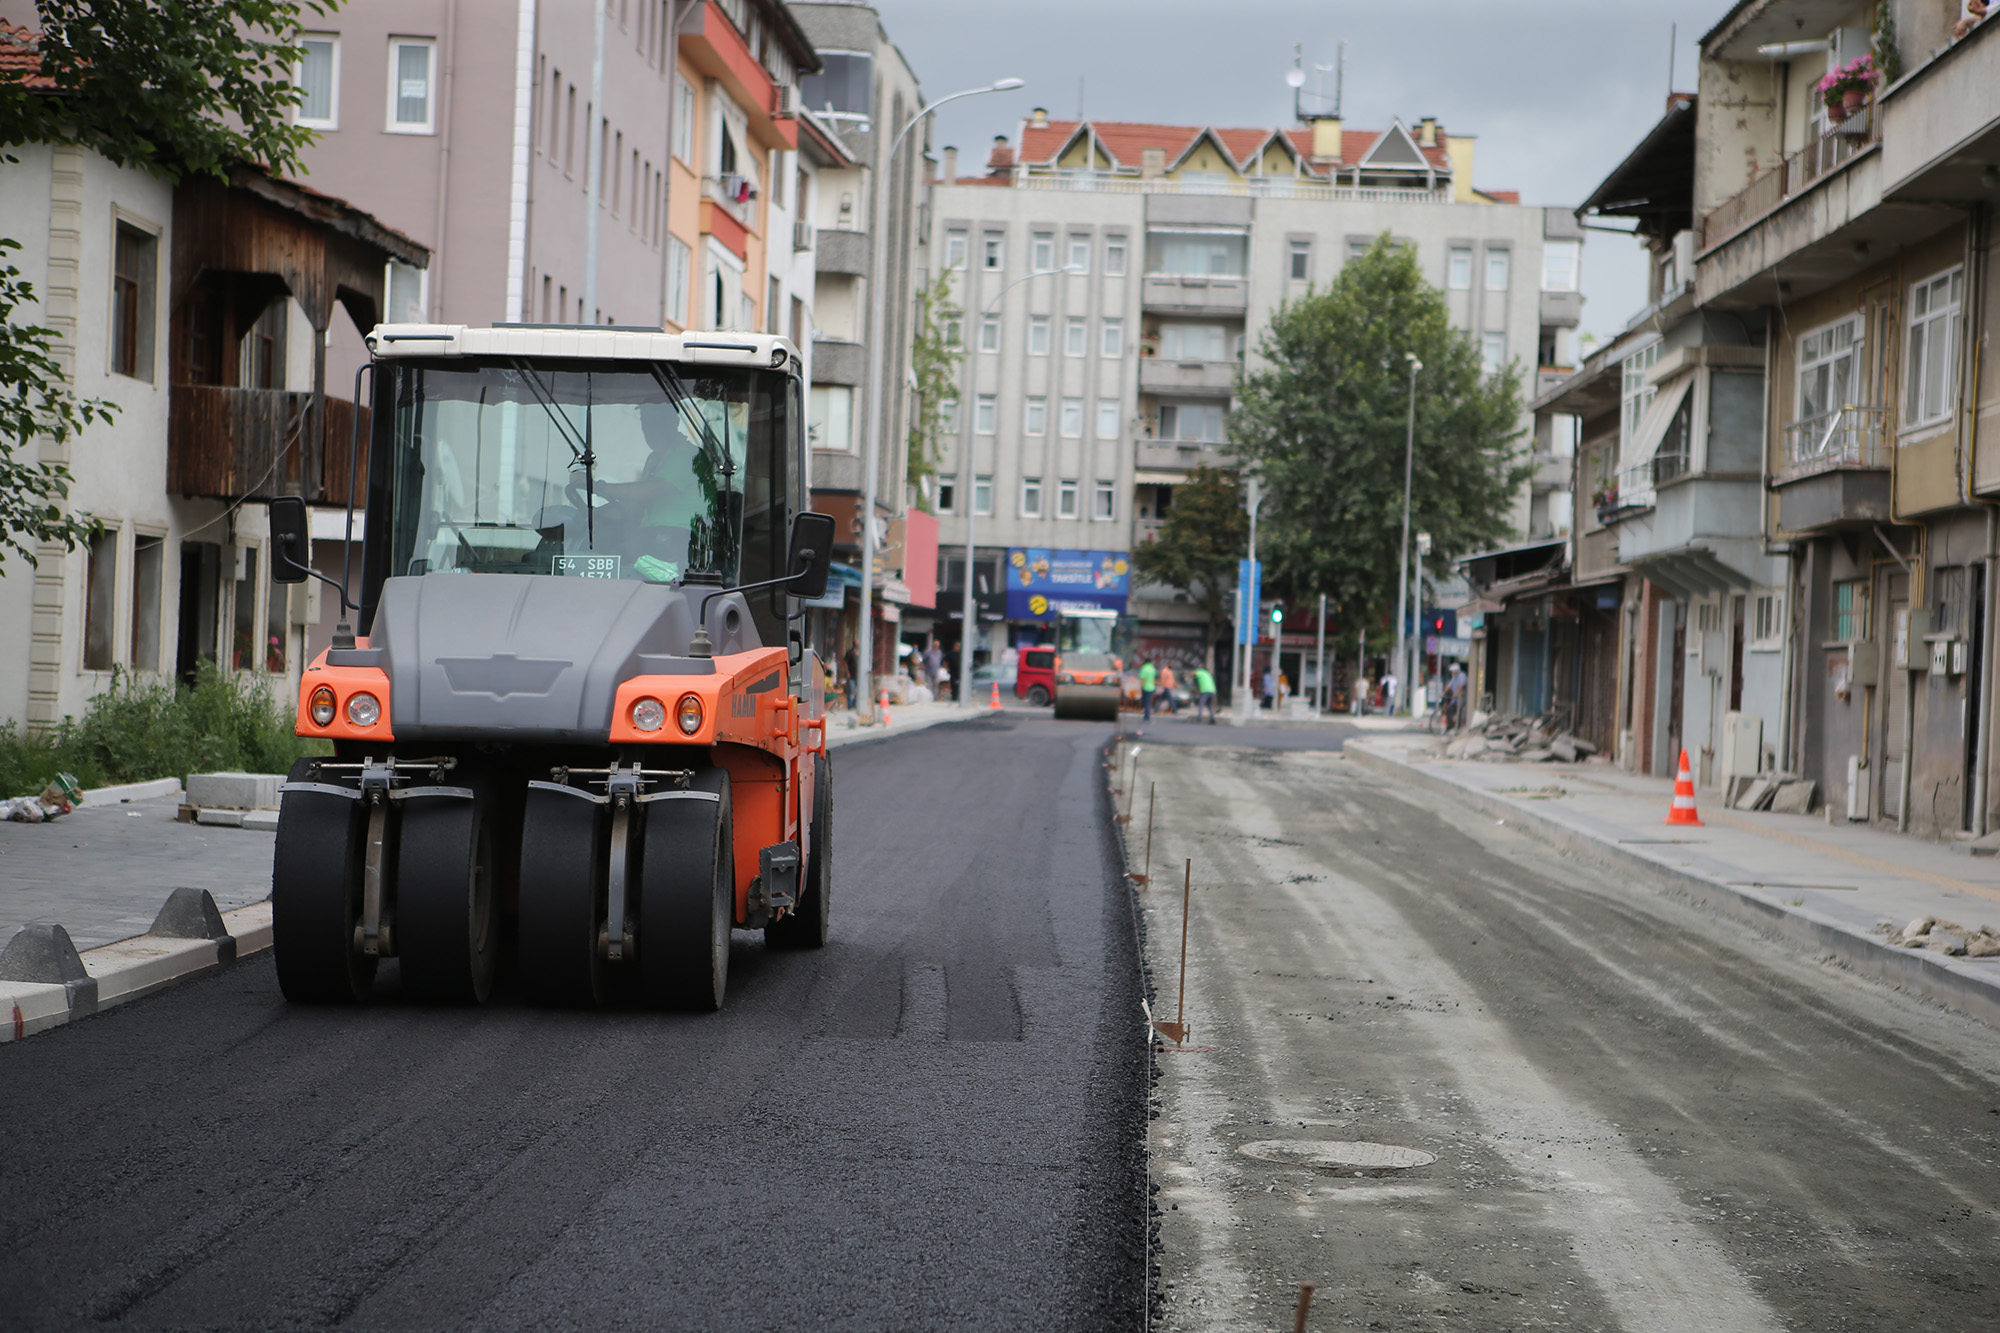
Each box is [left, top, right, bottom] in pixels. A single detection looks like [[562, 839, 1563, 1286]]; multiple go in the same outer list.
[[1134, 742, 2000, 1332], [0, 715, 1145, 1332]]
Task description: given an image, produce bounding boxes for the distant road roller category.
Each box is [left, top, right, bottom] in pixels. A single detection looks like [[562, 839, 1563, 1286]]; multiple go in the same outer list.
[[267, 325, 834, 1010], [1049, 607, 1128, 721]]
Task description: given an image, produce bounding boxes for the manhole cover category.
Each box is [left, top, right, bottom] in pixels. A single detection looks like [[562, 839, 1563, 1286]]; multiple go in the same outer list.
[[1238, 1140, 1436, 1176]]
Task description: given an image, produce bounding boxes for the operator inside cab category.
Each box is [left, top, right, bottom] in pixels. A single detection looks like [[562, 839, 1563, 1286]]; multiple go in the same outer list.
[[582, 402, 709, 584]]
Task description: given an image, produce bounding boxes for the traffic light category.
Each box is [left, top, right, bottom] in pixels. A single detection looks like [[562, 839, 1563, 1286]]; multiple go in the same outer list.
[[1270, 605, 1284, 628]]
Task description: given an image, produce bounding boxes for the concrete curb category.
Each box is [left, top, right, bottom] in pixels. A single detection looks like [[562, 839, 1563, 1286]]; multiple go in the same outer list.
[[79, 776, 183, 806], [1346, 742, 2000, 1031], [1, 895, 271, 1044]]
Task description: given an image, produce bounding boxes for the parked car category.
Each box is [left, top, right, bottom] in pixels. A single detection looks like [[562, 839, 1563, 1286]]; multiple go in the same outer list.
[[969, 663, 1017, 698]]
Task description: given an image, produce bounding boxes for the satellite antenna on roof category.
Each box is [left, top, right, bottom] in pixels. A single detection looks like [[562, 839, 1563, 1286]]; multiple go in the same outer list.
[[1290, 40, 1344, 121]]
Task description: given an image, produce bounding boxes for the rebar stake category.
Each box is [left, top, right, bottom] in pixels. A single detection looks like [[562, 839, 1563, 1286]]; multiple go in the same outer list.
[[1128, 781, 1155, 887], [1294, 1283, 1315, 1333]]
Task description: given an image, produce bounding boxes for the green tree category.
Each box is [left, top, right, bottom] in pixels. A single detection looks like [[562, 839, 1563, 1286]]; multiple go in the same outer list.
[[0, 0, 332, 570], [1130, 466, 1248, 655], [1232, 235, 1529, 635], [906, 268, 963, 507]]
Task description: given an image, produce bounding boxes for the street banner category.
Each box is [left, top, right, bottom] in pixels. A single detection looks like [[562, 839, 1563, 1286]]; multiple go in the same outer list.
[[1235, 558, 1261, 645], [1004, 547, 1130, 619]]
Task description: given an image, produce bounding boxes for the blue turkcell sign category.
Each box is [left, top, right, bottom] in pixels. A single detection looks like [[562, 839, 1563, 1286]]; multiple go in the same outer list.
[[1003, 548, 1131, 620]]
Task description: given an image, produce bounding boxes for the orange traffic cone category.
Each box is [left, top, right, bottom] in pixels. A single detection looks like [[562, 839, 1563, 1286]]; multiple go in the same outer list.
[[1664, 748, 1703, 825], [989, 681, 1003, 710], [879, 690, 892, 727]]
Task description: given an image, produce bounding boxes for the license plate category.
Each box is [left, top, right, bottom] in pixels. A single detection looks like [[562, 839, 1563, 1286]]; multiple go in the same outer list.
[[552, 554, 621, 579]]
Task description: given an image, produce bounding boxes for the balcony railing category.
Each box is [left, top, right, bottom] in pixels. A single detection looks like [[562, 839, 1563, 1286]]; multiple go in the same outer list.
[[168, 384, 371, 504], [1592, 462, 1657, 525], [1014, 172, 1451, 203], [1780, 405, 1888, 480], [1135, 439, 1238, 472], [1701, 112, 1879, 251]]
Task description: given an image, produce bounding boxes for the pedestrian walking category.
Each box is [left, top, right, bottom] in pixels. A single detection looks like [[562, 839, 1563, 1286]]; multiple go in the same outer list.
[[1261, 667, 1275, 711], [923, 642, 943, 697], [1157, 663, 1178, 715], [1382, 671, 1400, 714], [1444, 661, 1468, 731], [1192, 665, 1218, 723], [842, 645, 859, 711], [1139, 657, 1158, 721]]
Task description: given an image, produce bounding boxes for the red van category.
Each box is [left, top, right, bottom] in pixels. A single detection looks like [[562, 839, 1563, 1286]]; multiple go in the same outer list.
[[1016, 647, 1057, 706]]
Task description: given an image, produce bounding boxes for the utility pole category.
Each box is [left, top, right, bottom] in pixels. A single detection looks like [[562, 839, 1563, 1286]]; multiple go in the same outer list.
[[1394, 353, 1421, 714], [1315, 592, 1326, 715], [1234, 476, 1261, 725]]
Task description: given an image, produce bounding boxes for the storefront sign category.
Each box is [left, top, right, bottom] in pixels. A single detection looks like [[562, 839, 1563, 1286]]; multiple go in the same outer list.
[[1004, 548, 1129, 619]]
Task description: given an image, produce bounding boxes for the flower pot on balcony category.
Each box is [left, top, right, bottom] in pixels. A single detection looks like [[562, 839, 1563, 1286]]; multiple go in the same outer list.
[[1841, 88, 1866, 116]]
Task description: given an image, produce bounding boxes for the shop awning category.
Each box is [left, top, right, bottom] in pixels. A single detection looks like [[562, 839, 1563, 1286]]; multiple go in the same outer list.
[[803, 562, 864, 610], [1133, 471, 1184, 486]]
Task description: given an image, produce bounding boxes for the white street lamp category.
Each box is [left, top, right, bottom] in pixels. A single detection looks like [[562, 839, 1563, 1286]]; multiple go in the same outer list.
[[958, 264, 1085, 707], [855, 77, 1025, 722], [1393, 352, 1422, 715]]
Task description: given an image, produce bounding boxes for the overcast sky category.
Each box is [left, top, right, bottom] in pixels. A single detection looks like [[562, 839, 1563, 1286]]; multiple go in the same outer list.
[[871, 0, 1730, 350]]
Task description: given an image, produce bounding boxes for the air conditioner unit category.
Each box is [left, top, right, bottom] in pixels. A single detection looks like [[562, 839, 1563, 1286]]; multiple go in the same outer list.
[[1952, 639, 1971, 675], [793, 220, 814, 252], [287, 579, 321, 628], [1846, 754, 1869, 821]]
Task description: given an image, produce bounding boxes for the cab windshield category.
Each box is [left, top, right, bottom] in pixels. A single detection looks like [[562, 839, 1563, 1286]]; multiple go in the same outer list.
[[384, 359, 774, 586], [1057, 611, 1132, 671]]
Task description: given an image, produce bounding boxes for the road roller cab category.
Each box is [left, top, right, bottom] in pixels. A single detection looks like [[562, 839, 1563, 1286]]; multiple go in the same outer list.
[[265, 324, 835, 1011]]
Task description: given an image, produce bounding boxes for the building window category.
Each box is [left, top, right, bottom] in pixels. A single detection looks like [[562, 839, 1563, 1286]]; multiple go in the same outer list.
[[83, 529, 117, 671], [666, 236, 692, 325], [1797, 314, 1865, 429], [809, 383, 853, 451], [1101, 318, 1124, 358], [1542, 239, 1579, 292], [1093, 480, 1116, 520], [945, 231, 967, 269], [1064, 317, 1086, 357], [969, 473, 991, 516], [1481, 333, 1506, 374], [385, 259, 426, 323], [1158, 322, 1227, 360], [1021, 476, 1043, 517], [1057, 478, 1079, 518], [1905, 266, 1964, 431], [975, 394, 997, 433], [386, 38, 436, 133], [1096, 397, 1119, 439], [1935, 565, 1967, 636], [937, 475, 956, 513], [982, 235, 1004, 270], [1750, 589, 1782, 649], [672, 75, 695, 163], [1288, 240, 1311, 282], [265, 560, 289, 674], [1347, 239, 1370, 262], [939, 398, 958, 432], [296, 35, 339, 129], [1485, 248, 1510, 291], [1024, 397, 1046, 436], [1448, 246, 1472, 290], [798, 49, 872, 119], [943, 313, 963, 347], [1146, 230, 1247, 277], [1834, 578, 1871, 641], [978, 313, 1001, 352], [1159, 401, 1225, 442], [1105, 239, 1127, 275], [111, 222, 157, 381], [1619, 340, 1660, 454], [1060, 397, 1083, 438], [130, 533, 163, 671], [1028, 315, 1050, 355], [1032, 232, 1055, 271], [231, 546, 260, 672], [1067, 236, 1090, 273]]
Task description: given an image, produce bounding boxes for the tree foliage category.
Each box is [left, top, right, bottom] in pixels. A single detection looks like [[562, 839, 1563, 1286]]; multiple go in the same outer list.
[[1129, 466, 1248, 646], [0, 0, 333, 572], [906, 267, 963, 505], [1232, 235, 1530, 632]]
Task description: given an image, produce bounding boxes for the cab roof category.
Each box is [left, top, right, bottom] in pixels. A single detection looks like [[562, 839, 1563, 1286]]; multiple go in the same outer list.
[[365, 323, 800, 371]]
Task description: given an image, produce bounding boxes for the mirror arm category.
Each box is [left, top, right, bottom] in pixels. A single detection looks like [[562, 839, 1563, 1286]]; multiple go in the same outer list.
[[687, 550, 819, 660]]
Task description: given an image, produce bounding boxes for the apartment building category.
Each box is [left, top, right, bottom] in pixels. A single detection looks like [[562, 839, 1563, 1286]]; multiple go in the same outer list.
[[790, 2, 929, 678], [924, 109, 1581, 685], [1489, 0, 2000, 843], [0, 20, 425, 727]]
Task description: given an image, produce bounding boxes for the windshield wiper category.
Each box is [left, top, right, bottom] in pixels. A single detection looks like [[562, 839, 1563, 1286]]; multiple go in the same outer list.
[[508, 358, 597, 547], [645, 362, 737, 565]]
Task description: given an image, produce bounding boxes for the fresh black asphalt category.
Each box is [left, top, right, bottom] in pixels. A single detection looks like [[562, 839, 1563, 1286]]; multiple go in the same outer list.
[[0, 715, 1146, 1332]]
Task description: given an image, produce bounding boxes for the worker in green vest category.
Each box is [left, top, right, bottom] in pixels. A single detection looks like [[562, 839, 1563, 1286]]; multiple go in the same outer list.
[[1139, 658, 1158, 721], [1192, 665, 1218, 723]]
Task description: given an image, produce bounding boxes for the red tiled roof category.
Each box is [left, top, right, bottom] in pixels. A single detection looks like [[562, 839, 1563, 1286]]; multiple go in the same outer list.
[[1015, 116, 1451, 174], [1484, 189, 1521, 204], [0, 22, 54, 90]]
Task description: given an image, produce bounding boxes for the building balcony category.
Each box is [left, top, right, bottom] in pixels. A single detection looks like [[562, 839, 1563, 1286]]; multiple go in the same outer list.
[[1591, 462, 1655, 527], [1538, 289, 1583, 328], [1133, 517, 1166, 545], [1700, 115, 1878, 254], [808, 338, 866, 387], [1881, 14, 2000, 203], [1772, 406, 1891, 532], [1141, 274, 1248, 315], [815, 227, 868, 277], [168, 385, 370, 505], [1615, 472, 1769, 597], [1135, 439, 1238, 473], [678, 0, 795, 152], [1138, 357, 1236, 395]]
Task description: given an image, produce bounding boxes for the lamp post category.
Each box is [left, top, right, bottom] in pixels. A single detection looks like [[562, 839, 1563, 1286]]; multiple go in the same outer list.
[[957, 263, 1084, 707], [1393, 352, 1421, 714], [855, 77, 1025, 722], [1233, 475, 1261, 725]]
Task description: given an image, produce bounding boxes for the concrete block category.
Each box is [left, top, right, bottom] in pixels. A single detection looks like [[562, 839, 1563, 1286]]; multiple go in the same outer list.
[[150, 886, 232, 957], [185, 772, 281, 810], [0, 923, 98, 1016], [223, 902, 274, 954], [1770, 780, 1816, 816], [241, 810, 280, 832], [195, 808, 247, 827], [82, 935, 223, 1006]]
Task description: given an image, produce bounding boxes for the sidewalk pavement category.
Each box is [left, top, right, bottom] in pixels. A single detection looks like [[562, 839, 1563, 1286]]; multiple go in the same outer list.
[[1348, 733, 2000, 1029]]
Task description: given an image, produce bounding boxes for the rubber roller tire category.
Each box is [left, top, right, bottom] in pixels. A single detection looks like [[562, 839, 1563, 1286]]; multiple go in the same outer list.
[[766, 755, 829, 950], [518, 783, 610, 1007], [638, 768, 733, 1011], [272, 758, 377, 1004], [394, 785, 499, 1004]]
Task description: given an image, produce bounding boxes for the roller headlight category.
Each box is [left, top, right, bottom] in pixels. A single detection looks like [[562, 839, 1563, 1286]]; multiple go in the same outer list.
[[346, 692, 381, 728], [677, 693, 704, 735], [1057, 672, 1075, 685], [631, 697, 666, 733], [309, 685, 336, 728]]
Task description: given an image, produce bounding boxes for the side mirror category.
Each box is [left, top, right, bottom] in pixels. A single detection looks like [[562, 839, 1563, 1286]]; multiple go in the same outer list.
[[269, 496, 311, 584], [785, 511, 836, 599]]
